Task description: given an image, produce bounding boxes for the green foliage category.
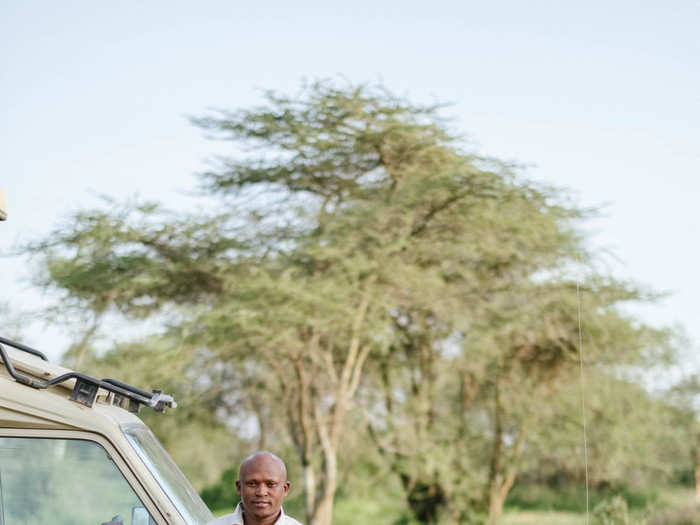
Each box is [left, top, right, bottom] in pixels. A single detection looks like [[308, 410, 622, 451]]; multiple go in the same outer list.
[[24, 201, 240, 319], [592, 496, 632, 525], [201, 466, 239, 511], [506, 484, 659, 514]]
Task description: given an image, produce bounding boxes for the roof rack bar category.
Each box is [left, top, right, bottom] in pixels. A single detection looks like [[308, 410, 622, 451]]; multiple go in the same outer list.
[[0, 336, 48, 361], [102, 378, 177, 411], [102, 378, 154, 399], [0, 341, 176, 413], [0, 342, 44, 388]]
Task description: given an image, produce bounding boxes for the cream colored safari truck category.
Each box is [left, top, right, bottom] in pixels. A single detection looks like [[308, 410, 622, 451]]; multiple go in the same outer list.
[[0, 189, 6, 221], [0, 190, 215, 525]]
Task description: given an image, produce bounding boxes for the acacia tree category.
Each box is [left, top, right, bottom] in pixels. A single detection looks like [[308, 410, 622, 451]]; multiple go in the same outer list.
[[186, 82, 588, 524], [23, 82, 684, 525], [185, 84, 513, 524]]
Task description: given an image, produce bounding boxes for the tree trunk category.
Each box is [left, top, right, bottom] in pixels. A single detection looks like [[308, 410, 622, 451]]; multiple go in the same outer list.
[[310, 471, 336, 525], [311, 499, 333, 525], [487, 470, 517, 525], [307, 440, 337, 525], [303, 462, 315, 524], [308, 277, 373, 525], [485, 384, 524, 525], [487, 472, 505, 524]]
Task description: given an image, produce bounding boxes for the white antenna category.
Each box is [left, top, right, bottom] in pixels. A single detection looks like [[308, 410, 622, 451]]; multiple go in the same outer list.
[[0, 189, 7, 221], [577, 281, 590, 525]]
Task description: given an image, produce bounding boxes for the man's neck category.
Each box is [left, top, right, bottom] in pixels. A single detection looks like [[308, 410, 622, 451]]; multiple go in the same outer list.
[[242, 508, 281, 525]]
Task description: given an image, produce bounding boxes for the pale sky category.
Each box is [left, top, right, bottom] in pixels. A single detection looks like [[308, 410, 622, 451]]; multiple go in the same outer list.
[[2, 1, 699, 362]]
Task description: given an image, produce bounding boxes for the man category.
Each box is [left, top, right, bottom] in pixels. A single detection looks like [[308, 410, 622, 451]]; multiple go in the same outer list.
[[208, 451, 303, 525]]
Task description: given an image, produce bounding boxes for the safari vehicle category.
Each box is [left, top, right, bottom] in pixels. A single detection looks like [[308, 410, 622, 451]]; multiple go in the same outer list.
[[0, 338, 216, 525], [0, 189, 6, 221], [0, 192, 215, 525]]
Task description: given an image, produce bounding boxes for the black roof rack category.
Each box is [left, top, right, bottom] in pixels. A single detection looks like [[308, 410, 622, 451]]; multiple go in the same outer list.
[[0, 336, 176, 414], [0, 335, 48, 361]]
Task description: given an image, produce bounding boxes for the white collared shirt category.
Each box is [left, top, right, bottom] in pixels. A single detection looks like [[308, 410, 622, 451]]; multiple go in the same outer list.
[[206, 503, 303, 525]]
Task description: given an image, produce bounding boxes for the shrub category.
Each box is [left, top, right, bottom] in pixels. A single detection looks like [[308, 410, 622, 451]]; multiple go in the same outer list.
[[592, 496, 632, 525]]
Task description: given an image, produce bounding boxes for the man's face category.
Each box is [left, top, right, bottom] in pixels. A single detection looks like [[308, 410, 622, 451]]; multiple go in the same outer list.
[[236, 455, 290, 523]]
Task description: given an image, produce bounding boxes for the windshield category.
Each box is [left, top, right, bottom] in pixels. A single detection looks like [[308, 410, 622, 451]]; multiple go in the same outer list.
[[122, 422, 214, 525]]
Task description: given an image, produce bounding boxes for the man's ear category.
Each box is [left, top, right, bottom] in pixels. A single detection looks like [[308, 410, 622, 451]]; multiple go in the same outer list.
[[236, 480, 242, 496], [283, 481, 290, 496]]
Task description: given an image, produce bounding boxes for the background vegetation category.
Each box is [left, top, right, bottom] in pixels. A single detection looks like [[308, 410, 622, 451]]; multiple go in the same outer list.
[[11, 82, 700, 525]]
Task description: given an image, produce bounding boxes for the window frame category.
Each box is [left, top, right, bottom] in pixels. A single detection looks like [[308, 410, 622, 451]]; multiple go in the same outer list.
[[0, 427, 168, 525]]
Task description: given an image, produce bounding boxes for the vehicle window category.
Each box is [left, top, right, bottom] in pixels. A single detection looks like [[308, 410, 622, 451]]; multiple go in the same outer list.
[[122, 423, 213, 525], [0, 437, 156, 525]]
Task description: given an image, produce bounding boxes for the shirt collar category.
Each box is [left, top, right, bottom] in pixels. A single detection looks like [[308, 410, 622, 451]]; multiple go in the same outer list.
[[230, 503, 287, 525]]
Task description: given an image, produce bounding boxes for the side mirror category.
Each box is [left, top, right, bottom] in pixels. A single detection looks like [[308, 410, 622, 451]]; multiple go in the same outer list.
[[0, 189, 6, 221]]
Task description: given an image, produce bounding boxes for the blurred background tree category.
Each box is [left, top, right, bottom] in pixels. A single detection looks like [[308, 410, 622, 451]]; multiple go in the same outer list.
[[20, 81, 697, 525]]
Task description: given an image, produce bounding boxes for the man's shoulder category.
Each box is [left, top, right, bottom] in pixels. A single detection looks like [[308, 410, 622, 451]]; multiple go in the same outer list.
[[281, 515, 304, 525]]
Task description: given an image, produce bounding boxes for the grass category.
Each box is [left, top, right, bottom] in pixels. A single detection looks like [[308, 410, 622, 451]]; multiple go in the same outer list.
[[210, 487, 700, 524], [501, 510, 584, 525], [502, 488, 700, 525], [505, 483, 662, 513]]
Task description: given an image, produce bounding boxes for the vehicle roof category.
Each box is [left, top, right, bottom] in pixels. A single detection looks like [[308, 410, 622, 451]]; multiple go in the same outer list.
[[0, 345, 143, 432]]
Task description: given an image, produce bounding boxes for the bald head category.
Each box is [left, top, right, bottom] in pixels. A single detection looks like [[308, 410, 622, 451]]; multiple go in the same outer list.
[[236, 451, 291, 523], [238, 451, 288, 482]]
